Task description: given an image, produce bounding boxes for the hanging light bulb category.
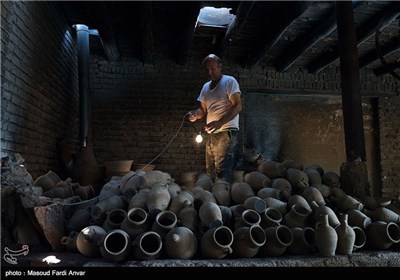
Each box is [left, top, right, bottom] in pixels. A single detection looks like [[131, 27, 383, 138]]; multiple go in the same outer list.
[[195, 132, 203, 143]]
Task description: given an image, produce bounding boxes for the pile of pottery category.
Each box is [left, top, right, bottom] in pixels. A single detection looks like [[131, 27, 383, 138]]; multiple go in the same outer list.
[[59, 160, 400, 262]]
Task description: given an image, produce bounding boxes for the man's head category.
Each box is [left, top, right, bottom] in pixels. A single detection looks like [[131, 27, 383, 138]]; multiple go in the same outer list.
[[202, 54, 222, 82]]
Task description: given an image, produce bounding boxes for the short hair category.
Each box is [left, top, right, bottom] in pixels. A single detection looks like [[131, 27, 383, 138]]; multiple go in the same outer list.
[[202, 54, 222, 66]]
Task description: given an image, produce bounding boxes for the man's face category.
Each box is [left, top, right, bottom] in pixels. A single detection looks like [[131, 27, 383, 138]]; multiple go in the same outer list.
[[204, 60, 222, 81]]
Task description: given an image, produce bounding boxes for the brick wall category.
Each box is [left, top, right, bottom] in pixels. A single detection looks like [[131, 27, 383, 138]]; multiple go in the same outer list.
[[1, 1, 79, 179]]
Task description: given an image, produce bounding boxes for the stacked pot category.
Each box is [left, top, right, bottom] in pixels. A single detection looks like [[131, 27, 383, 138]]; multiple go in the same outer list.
[[60, 162, 400, 262]]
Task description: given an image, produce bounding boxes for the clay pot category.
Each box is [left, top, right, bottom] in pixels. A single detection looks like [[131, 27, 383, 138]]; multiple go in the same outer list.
[[33, 170, 61, 192], [104, 160, 133, 178], [234, 209, 261, 229], [200, 226, 234, 259], [120, 207, 150, 240], [352, 226, 366, 251], [262, 197, 288, 215], [193, 188, 217, 211], [286, 168, 309, 191], [257, 160, 287, 179], [76, 225, 107, 257], [168, 190, 194, 216], [212, 181, 231, 206], [99, 229, 131, 262], [243, 171, 272, 192], [282, 204, 312, 228], [346, 209, 372, 229], [335, 214, 355, 255], [146, 183, 171, 217], [231, 225, 266, 258], [179, 203, 199, 232], [259, 225, 293, 257], [164, 227, 198, 259], [230, 182, 255, 205], [243, 196, 266, 214], [74, 184, 95, 201], [301, 187, 325, 207], [132, 231, 162, 260], [102, 208, 127, 232], [151, 210, 177, 240], [310, 201, 340, 228], [366, 221, 400, 250], [287, 227, 315, 255], [232, 170, 245, 183], [271, 178, 292, 194], [90, 195, 125, 220], [66, 207, 91, 232], [199, 201, 223, 229], [128, 189, 150, 211], [260, 207, 282, 229], [315, 214, 338, 257], [61, 231, 79, 253]]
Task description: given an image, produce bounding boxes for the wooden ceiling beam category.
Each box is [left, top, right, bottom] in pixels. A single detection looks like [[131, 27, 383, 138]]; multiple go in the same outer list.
[[272, 1, 333, 72], [308, 2, 400, 73], [87, 2, 120, 62], [243, 1, 312, 69]]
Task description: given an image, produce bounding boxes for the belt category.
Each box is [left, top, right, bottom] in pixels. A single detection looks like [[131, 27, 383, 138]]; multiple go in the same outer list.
[[213, 127, 239, 134]]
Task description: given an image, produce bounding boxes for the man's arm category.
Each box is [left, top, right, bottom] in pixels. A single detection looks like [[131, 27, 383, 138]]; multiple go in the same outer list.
[[188, 102, 207, 122]]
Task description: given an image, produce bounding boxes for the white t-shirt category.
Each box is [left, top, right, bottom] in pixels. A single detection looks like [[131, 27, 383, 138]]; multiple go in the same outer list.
[[197, 75, 241, 132]]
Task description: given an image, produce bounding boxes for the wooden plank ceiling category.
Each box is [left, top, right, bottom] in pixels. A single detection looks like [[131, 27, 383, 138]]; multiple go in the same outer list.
[[57, 1, 400, 78]]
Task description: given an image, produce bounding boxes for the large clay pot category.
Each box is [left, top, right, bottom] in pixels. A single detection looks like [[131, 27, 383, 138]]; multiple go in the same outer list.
[[363, 207, 400, 224], [199, 201, 223, 229], [258, 224, 293, 257], [315, 214, 338, 257], [282, 204, 312, 228], [151, 210, 177, 240], [303, 168, 322, 185], [310, 201, 340, 228], [168, 190, 194, 216], [231, 225, 266, 258], [301, 187, 325, 207], [164, 227, 198, 259], [230, 182, 255, 205], [146, 183, 171, 218], [346, 209, 372, 229], [200, 226, 234, 259], [271, 178, 292, 194], [99, 229, 131, 262], [76, 225, 107, 257], [193, 188, 217, 211], [287, 227, 315, 255], [66, 207, 91, 232], [260, 207, 282, 229], [257, 160, 286, 179], [286, 168, 309, 191], [90, 195, 125, 220], [179, 203, 199, 232], [232, 170, 245, 183], [121, 207, 150, 240], [257, 187, 283, 200], [102, 208, 127, 232], [128, 189, 150, 211], [120, 172, 145, 200], [234, 209, 261, 229], [104, 160, 133, 178], [212, 181, 231, 206], [262, 197, 287, 215], [366, 221, 400, 250], [132, 231, 162, 260], [243, 196, 266, 214], [243, 171, 271, 192], [284, 194, 312, 213]]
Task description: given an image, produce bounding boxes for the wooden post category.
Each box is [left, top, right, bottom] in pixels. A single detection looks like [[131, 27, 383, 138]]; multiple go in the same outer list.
[[336, 1, 370, 198]]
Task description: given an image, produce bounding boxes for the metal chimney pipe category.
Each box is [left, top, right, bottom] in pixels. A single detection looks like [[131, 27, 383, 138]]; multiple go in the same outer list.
[[74, 24, 90, 147]]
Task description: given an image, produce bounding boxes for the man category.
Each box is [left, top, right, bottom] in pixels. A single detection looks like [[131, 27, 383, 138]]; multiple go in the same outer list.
[[187, 54, 242, 183]]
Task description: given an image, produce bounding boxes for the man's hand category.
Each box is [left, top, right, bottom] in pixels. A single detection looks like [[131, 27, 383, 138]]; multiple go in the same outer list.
[[187, 111, 197, 122], [205, 120, 221, 133]]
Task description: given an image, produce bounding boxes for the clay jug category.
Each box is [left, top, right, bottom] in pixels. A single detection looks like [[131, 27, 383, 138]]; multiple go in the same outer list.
[[315, 214, 338, 257], [76, 225, 107, 257], [303, 167, 322, 185], [258, 224, 293, 257], [74, 184, 95, 201], [347, 209, 372, 229], [287, 227, 315, 255], [271, 178, 292, 194], [199, 201, 223, 229], [322, 171, 340, 188], [128, 188, 150, 211], [164, 227, 198, 259], [260, 207, 282, 229], [301, 187, 325, 207], [282, 204, 312, 228], [232, 170, 245, 183], [146, 183, 171, 218], [98, 177, 122, 201], [363, 207, 400, 224], [132, 231, 163, 260], [366, 221, 400, 250], [90, 195, 125, 220], [219, 205, 234, 228], [195, 174, 214, 192], [179, 202, 199, 232], [234, 209, 261, 230], [332, 194, 363, 212], [120, 173, 145, 200], [212, 181, 231, 206], [310, 201, 340, 228], [168, 190, 194, 216], [243, 196, 266, 214], [230, 182, 255, 205], [193, 188, 217, 211], [102, 208, 127, 232], [231, 225, 266, 258], [99, 229, 131, 262], [284, 194, 312, 213], [335, 213, 355, 255], [167, 182, 181, 199], [262, 197, 288, 215], [286, 168, 309, 191], [257, 160, 287, 179], [151, 210, 177, 240], [120, 207, 150, 240], [200, 226, 234, 259], [257, 187, 283, 200], [243, 171, 271, 192]]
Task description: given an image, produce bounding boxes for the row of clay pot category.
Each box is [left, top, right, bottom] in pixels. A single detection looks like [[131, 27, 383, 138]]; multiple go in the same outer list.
[[60, 165, 400, 262]]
